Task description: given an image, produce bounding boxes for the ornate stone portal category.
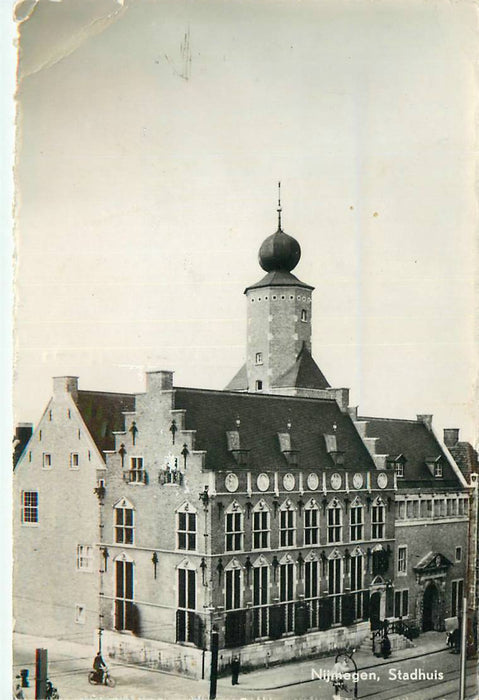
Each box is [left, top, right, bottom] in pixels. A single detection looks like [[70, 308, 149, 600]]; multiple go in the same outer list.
[[413, 552, 452, 632]]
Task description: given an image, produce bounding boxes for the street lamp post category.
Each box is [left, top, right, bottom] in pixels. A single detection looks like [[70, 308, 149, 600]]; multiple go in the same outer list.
[[331, 649, 358, 700]]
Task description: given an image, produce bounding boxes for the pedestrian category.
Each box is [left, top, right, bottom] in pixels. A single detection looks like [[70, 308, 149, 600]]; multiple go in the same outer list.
[[381, 633, 391, 659], [13, 675, 24, 700], [231, 655, 240, 685]]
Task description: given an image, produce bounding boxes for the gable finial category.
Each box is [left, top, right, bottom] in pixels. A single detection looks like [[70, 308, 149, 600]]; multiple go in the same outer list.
[[277, 181, 282, 230]]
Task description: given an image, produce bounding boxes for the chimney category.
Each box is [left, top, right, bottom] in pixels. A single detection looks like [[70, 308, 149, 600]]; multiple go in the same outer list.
[[146, 370, 174, 392], [53, 376, 78, 401], [417, 414, 433, 431], [443, 428, 460, 448], [13, 423, 33, 467]]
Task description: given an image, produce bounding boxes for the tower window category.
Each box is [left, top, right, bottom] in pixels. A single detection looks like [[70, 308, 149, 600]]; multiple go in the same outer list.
[[272, 295, 277, 300], [255, 380, 263, 391], [255, 352, 263, 365], [281, 295, 285, 300], [301, 309, 307, 322]]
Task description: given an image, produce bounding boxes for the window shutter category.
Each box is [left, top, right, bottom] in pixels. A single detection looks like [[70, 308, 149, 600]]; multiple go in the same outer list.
[[294, 601, 309, 635], [341, 593, 355, 627], [318, 597, 333, 630], [269, 605, 284, 639]]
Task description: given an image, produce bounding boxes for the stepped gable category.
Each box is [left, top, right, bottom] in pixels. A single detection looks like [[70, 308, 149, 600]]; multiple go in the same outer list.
[[273, 343, 330, 390], [174, 387, 375, 471], [76, 390, 135, 453], [359, 416, 461, 487]]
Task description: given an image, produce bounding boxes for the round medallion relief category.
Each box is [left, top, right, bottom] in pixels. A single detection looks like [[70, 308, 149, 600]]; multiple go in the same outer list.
[[377, 472, 388, 489], [283, 473, 295, 491], [225, 473, 239, 493], [307, 473, 319, 490], [352, 473, 363, 489], [331, 473, 342, 490], [257, 473, 270, 492]]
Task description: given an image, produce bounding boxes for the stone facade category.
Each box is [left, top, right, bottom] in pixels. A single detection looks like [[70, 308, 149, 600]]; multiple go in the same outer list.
[[245, 284, 313, 392], [13, 377, 103, 643]]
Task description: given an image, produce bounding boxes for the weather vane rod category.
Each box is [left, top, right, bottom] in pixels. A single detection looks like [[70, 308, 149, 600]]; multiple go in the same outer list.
[[277, 181, 282, 230]]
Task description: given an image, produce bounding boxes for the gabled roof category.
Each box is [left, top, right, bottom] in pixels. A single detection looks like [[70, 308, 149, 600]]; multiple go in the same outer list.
[[76, 390, 135, 453], [224, 363, 248, 391], [359, 416, 462, 488], [174, 387, 375, 471], [244, 270, 314, 293], [273, 344, 330, 390]]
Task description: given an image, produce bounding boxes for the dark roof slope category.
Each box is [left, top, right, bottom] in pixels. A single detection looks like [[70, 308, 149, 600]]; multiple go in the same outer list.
[[245, 270, 313, 293], [174, 387, 375, 471], [224, 363, 248, 391], [449, 442, 479, 479], [76, 390, 135, 454], [273, 344, 330, 390], [360, 416, 463, 488]]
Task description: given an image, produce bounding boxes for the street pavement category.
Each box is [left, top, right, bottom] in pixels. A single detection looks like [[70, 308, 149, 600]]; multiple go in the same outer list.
[[13, 631, 478, 700]]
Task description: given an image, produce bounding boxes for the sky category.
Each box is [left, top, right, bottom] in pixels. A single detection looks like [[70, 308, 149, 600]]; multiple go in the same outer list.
[[12, 0, 479, 445]]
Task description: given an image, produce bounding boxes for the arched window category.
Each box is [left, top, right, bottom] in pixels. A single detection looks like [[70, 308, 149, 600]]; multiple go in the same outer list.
[[350, 547, 365, 620], [114, 552, 134, 631], [176, 560, 196, 643], [279, 499, 296, 548], [224, 559, 243, 610], [279, 554, 296, 632], [176, 502, 197, 551], [252, 555, 269, 638], [304, 553, 320, 628], [304, 498, 319, 545], [225, 501, 243, 552], [350, 497, 363, 542], [252, 500, 270, 549], [114, 498, 135, 545], [327, 499, 342, 543], [328, 549, 342, 624], [372, 497, 385, 540]]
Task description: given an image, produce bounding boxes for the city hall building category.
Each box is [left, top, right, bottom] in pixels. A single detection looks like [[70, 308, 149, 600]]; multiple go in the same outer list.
[[13, 207, 469, 677]]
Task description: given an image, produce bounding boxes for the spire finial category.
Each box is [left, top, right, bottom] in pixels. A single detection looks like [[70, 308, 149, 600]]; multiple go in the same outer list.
[[277, 181, 282, 230]]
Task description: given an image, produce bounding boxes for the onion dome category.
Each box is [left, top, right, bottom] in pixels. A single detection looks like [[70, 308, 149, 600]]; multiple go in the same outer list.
[[258, 182, 301, 272], [259, 229, 301, 272]]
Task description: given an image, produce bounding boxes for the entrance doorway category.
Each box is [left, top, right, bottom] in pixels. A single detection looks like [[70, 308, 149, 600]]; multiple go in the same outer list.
[[423, 583, 439, 632], [370, 592, 381, 630]]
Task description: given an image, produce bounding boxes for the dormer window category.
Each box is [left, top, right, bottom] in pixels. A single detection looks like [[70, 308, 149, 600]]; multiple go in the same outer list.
[[301, 309, 307, 322], [255, 352, 263, 365], [425, 456, 443, 479], [395, 462, 404, 478]]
